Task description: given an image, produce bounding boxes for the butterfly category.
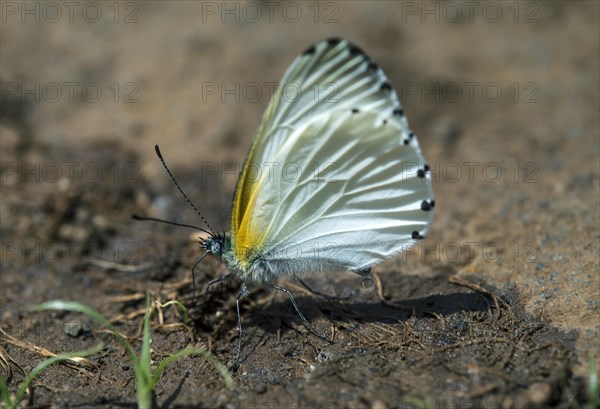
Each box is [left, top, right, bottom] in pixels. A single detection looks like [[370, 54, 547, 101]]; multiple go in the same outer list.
[[139, 37, 434, 366]]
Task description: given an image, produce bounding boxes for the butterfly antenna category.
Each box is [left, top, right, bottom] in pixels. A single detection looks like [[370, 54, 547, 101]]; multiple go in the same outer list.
[[131, 214, 212, 236], [154, 145, 216, 236]]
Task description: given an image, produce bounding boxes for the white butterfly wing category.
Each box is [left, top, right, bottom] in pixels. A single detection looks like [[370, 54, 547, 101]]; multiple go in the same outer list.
[[259, 38, 401, 142], [231, 38, 434, 279]]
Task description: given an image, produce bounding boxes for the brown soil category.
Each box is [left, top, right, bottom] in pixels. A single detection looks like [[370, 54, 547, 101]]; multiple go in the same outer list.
[[1, 2, 598, 408]]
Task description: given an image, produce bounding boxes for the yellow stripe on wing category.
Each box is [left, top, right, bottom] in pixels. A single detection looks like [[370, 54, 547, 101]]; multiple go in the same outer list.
[[231, 122, 271, 268], [233, 174, 267, 268]]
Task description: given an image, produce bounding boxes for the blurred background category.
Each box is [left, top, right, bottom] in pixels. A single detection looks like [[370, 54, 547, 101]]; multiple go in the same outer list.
[[1, 1, 598, 407]]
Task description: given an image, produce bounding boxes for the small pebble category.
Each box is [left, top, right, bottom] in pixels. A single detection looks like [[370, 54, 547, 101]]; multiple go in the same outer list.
[[64, 320, 82, 337], [528, 382, 551, 405]]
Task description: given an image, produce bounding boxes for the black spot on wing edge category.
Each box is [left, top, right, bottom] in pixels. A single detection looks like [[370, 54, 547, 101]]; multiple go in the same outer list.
[[417, 164, 430, 179], [380, 82, 392, 92], [412, 231, 424, 240], [302, 45, 316, 55], [348, 43, 365, 56], [421, 200, 433, 211]]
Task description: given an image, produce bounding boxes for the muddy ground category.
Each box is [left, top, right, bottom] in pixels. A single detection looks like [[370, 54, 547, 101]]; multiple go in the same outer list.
[[1, 2, 598, 408]]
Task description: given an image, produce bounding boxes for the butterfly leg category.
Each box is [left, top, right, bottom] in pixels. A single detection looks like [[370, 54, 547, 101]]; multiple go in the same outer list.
[[233, 284, 250, 369], [204, 273, 232, 301], [190, 253, 210, 299], [266, 282, 332, 342], [296, 276, 351, 301]]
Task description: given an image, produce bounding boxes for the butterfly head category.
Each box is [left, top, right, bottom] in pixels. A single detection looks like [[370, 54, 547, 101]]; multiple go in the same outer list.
[[200, 232, 230, 256]]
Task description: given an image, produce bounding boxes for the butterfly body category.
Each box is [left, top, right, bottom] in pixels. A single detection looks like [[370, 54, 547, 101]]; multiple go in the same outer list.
[[202, 233, 347, 284]]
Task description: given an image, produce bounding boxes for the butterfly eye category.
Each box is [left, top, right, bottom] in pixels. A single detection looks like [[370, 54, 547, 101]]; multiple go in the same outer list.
[[210, 240, 222, 254]]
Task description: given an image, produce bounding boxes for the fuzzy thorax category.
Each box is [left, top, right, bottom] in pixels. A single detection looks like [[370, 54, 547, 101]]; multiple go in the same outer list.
[[200, 233, 292, 284]]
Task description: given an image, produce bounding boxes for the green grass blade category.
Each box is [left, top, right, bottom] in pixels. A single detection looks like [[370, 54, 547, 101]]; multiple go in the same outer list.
[[0, 375, 12, 408], [135, 293, 154, 407], [140, 294, 152, 373], [588, 351, 598, 409], [156, 300, 190, 324], [9, 343, 104, 408], [403, 396, 431, 409]]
